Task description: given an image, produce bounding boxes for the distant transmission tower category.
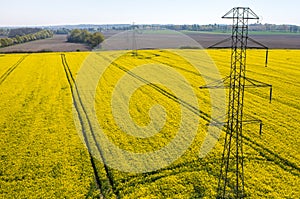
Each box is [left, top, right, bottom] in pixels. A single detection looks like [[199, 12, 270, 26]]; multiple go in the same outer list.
[[132, 22, 138, 56], [200, 7, 272, 198]]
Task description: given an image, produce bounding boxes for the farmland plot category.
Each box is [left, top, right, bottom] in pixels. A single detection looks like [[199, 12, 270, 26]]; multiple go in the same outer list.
[[0, 50, 299, 198]]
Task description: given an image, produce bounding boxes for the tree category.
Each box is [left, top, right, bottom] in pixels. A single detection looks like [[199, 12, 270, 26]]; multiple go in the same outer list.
[[89, 32, 104, 47], [67, 29, 82, 43]]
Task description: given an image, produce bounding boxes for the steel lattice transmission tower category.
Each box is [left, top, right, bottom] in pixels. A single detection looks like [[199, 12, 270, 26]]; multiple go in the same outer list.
[[131, 22, 138, 56], [200, 7, 272, 198]]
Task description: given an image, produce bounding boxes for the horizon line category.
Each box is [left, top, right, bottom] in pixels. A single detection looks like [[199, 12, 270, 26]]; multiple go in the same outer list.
[[1, 22, 300, 28]]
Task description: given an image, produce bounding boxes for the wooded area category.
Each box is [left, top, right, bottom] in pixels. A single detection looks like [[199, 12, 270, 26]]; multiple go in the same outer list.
[[67, 29, 104, 48]]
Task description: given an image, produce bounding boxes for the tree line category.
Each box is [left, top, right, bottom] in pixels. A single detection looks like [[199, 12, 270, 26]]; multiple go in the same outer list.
[[8, 28, 43, 38], [0, 30, 53, 48], [0, 29, 9, 36], [109, 23, 300, 33], [67, 29, 104, 48], [163, 23, 300, 33]]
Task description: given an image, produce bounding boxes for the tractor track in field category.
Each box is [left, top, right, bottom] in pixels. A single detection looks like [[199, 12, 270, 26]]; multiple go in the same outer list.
[[138, 51, 300, 176], [98, 53, 213, 124], [242, 135, 300, 176], [0, 54, 29, 85], [60, 54, 120, 199], [98, 52, 300, 177], [140, 50, 212, 79]]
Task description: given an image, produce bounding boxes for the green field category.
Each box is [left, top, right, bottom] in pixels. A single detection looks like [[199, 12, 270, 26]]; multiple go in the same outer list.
[[0, 49, 299, 198]]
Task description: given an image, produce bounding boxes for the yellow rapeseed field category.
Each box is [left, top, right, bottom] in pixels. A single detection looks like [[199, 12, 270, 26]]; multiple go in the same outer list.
[[0, 50, 299, 198]]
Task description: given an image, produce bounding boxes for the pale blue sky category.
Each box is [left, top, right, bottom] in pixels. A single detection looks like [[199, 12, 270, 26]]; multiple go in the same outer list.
[[1, 0, 299, 26]]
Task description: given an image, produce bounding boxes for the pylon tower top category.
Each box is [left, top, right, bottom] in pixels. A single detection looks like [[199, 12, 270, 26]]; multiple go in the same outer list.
[[222, 7, 259, 19]]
